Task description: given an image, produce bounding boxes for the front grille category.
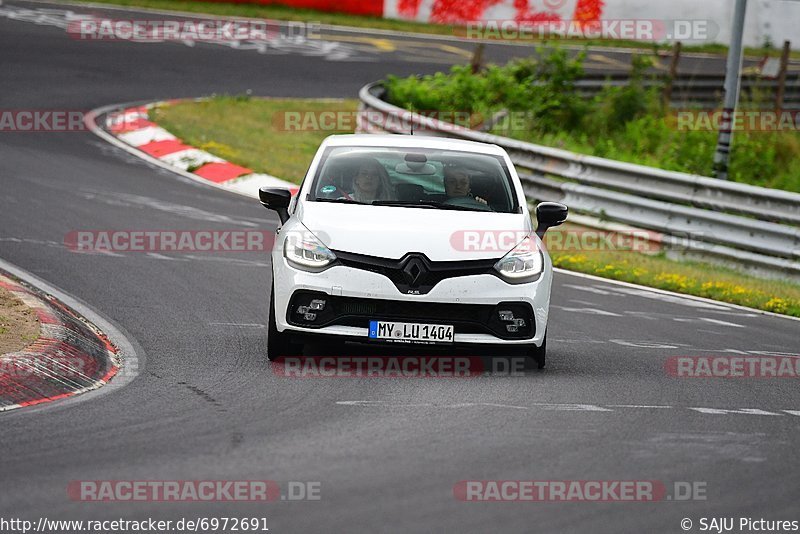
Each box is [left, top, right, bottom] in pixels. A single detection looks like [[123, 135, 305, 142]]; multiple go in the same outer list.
[[334, 250, 499, 295], [286, 291, 535, 340], [340, 300, 379, 315]]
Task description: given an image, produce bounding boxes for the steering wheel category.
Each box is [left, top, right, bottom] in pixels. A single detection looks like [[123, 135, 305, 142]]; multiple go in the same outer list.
[[443, 196, 493, 211]]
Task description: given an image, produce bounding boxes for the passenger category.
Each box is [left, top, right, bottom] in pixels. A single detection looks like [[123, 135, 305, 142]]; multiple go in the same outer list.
[[443, 165, 487, 205], [351, 159, 395, 203]]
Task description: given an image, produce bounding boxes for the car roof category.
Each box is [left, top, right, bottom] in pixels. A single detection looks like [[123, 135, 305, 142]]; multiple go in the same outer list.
[[321, 134, 506, 156]]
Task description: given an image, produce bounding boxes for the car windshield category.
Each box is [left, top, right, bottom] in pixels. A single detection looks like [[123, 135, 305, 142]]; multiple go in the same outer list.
[[308, 146, 519, 213]]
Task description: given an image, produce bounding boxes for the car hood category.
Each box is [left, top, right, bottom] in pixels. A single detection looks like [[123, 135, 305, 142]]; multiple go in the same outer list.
[[297, 201, 533, 261]]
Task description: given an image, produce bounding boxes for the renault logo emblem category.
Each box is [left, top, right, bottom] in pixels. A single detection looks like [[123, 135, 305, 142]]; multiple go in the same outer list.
[[401, 257, 427, 287]]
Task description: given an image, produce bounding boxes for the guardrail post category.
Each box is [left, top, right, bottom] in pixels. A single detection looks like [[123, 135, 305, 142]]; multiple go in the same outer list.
[[712, 0, 748, 181], [775, 40, 791, 114], [663, 41, 682, 109], [470, 43, 485, 74]]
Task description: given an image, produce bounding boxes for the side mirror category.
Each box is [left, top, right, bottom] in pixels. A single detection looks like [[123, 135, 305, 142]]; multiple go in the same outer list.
[[259, 187, 292, 224], [535, 202, 568, 238]]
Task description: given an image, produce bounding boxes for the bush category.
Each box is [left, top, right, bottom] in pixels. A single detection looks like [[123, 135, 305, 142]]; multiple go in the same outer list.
[[384, 47, 800, 192]]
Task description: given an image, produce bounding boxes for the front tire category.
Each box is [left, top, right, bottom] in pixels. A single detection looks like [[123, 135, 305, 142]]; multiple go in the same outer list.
[[527, 335, 546, 370], [268, 284, 303, 361]]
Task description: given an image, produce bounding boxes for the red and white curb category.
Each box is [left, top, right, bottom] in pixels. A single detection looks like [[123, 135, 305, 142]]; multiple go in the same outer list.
[[0, 272, 121, 412], [102, 103, 298, 199]]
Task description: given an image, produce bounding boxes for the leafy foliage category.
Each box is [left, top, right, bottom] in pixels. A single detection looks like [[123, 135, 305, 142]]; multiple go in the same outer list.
[[385, 47, 800, 192]]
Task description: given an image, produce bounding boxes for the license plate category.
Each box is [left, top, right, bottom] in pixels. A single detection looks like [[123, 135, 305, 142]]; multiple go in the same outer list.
[[368, 320, 454, 344]]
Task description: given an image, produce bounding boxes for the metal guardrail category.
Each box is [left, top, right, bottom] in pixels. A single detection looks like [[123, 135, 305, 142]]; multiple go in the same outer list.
[[357, 81, 800, 279], [572, 73, 800, 109]]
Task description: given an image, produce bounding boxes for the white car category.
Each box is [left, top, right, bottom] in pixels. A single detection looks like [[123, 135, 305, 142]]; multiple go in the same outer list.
[[259, 134, 567, 368]]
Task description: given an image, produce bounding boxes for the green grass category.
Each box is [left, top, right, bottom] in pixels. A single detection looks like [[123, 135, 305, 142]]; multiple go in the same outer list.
[[548, 223, 800, 316], [61, 0, 800, 58], [151, 96, 358, 182], [149, 97, 800, 317]]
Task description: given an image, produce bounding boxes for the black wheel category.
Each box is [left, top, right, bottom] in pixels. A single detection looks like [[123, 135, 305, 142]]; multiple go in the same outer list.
[[528, 335, 546, 370], [267, 285, 303, 361]]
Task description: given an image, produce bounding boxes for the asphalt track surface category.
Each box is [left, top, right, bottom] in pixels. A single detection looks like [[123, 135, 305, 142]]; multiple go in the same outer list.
[[0, 2, 799, 532]]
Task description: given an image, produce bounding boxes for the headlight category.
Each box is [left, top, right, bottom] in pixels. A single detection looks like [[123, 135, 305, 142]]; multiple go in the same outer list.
[[283, 227, 336, 271], [493, 235, 543, 281]]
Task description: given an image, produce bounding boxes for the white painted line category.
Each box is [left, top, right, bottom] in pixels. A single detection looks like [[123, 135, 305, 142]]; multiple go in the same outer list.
[[337, 400, 800, 418], [472, 402, 529, 410], [692, 348, 749, 355], [555, 306, 622, 317], [144, 252, 189, 262], [562, 284, 612, 295], [208, 322, 265, 328], [337, 400, 434, 407], [337, 400, 386, 406], [531, 403, 613, 412], [622, 310, 659, 320], [607, 405, 673, 409], [604, 285, 732, 310], [699, 317, 745, 328], [568, 299, 600, 306], [608, 339, 686, 349], [551, 338, 607, 344], [181, 255, 270, 267], [688, 407, 784, 416]]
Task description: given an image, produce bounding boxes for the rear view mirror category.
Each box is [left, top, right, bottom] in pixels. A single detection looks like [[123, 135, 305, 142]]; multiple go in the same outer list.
[[259, 187, 292, 224], [535, 202, 568, 238], [395, 152, 436, 175]]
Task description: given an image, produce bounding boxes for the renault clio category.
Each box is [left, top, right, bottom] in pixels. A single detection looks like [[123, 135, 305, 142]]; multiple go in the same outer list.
[[259, 134, 567, 369]]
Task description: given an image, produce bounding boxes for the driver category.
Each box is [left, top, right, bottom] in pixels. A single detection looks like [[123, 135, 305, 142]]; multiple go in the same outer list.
[[350, 159, 395, 203], [443, 165, 487, 205]]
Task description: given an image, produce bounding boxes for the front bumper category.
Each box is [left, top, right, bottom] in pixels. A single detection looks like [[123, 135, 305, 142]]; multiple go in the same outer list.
[[287, 290, 536, 339], [272, 255, 552, 346]]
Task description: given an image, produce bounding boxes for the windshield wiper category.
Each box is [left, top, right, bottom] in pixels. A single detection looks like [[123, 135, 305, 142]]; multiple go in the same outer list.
[[371, 200, 488, 212], [371, 200, 436, 209], [312, 197, 363, 205]]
